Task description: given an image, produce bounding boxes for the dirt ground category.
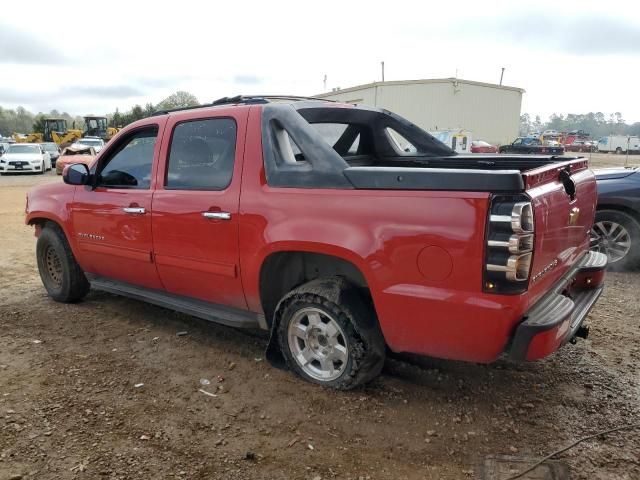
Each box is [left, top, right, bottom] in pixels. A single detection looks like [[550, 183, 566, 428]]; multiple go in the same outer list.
[[1, 154, 639, 480]]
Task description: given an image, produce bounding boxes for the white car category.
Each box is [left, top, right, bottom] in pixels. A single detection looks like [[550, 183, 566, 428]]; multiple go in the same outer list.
[[0, 143, 52, 174], [72, 137, 105, 153]]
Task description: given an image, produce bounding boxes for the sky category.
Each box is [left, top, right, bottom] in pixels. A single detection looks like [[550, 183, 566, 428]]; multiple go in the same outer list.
[[1, 0, 639, 122]]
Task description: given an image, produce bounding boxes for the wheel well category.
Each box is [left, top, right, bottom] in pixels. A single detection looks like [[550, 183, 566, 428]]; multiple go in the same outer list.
[[28, 218, 62, 232], [259, 251, 369, 326], [596, 205, 640, 225]]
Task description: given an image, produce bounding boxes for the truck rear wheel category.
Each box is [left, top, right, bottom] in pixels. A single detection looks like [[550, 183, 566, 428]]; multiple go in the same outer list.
[[276, 277, 385, 389], [36, 225, 90, 302]]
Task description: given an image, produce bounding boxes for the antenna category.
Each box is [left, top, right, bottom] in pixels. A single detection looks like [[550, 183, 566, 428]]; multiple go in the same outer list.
[[381, 61, 385, 82], [500, 67, 505, 85], [323, 74, 327, 91]]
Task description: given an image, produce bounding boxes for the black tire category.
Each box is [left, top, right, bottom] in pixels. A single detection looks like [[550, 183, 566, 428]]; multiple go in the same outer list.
[[40, 161, 45, 174], [275, 277, 386, 390], [36, 224, 90, 302], [615, 147, 623, 154], [591, 210, 640, 271]]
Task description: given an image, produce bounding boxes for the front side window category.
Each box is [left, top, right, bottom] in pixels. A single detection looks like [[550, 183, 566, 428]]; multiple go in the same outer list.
[[166, 118, 236, 190], [98, 127, 157, 189]]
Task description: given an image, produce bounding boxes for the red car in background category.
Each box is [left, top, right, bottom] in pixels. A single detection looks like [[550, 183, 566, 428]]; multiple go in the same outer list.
[[471, 140, 498, 153]]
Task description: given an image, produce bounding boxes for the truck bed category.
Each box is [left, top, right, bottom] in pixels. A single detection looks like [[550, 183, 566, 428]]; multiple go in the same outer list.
[[342, 155, 585, 192]]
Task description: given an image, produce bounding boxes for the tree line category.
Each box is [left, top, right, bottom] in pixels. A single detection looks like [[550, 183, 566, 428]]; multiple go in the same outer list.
[[4, 94, 639, 141], [520, 112, 640, 138], [0, 91, 200, 137], [110, 91, 199, 128]]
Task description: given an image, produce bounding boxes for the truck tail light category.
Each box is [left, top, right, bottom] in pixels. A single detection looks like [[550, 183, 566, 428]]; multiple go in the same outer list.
[[484, 196, 534, 294]]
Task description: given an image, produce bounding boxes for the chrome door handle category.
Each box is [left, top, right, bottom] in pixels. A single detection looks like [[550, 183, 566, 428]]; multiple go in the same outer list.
[[122, 207, 146, 214], [202, 211, 231, 220]]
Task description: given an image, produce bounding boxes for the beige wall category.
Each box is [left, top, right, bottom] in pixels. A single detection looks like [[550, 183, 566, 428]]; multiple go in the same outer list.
[[317, 80, 523, 146]]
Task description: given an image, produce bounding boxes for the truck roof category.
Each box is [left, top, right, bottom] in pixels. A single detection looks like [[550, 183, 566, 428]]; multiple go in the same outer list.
[[152, 95, 339, 116]]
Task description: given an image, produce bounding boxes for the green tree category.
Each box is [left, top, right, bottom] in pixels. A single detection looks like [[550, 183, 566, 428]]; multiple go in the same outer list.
[[32, 114, 47, 133], [130, 105, 145, 122], [111, 108, 123, 128], [156, 91, 199, 110], [519, 113, 531, 135], [143, 103, 156, 117]]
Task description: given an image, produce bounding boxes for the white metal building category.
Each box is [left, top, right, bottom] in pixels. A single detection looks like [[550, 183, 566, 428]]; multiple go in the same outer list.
[[315, 78, 524, 147]]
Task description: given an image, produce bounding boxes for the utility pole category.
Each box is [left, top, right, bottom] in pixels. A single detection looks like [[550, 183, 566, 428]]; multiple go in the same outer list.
[[500, 67, 505, 86], [381, 61, 385, 82], [626, 136, 630, 167]]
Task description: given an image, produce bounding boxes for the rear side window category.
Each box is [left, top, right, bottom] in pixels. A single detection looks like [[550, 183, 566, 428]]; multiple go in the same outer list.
[[386, 127, 417, 153], [166, 118, 236, 190], [98, 127, 158, 189]]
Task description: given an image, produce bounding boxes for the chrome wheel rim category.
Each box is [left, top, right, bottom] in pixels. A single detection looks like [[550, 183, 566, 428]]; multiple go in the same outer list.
[[44, 245, 63, 287], [287, 307, 348, 382], [590, 221, 631, 264]]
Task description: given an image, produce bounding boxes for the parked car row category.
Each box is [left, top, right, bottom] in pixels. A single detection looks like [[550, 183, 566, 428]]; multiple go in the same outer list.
[[0, 137, 103, 175]]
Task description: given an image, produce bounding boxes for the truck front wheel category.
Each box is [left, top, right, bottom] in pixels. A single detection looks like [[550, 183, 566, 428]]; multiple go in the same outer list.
[[36, 225, 90, 302], [276, 277, 385, 389]]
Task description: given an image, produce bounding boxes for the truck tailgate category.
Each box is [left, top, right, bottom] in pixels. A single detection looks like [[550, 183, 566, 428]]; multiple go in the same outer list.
[[523, 158, 597, 307]]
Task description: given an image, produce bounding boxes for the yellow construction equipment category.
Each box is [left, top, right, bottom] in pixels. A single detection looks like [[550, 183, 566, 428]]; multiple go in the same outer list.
[[47, 118, 82, 147], [83, 116, 119, 141], [12, 132, 43, 143], [12, 118, 81, 147], [12, 116, 119, 147]]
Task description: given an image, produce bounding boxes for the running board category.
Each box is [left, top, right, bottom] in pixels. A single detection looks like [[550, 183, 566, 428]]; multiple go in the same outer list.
[[89, 276, 265, 329]]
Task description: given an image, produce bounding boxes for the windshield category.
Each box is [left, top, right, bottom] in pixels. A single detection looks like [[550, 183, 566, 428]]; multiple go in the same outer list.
[[47, 120, 66, 132], [8, 145, 40, 154], [79, 139, 102, 146], [85, 118, 107, 133]]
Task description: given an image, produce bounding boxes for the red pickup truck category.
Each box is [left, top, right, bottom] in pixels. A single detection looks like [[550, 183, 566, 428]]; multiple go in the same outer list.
[[26, 96, 607, 389]]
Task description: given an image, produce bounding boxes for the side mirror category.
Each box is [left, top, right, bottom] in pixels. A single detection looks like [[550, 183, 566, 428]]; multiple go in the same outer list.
[[63, 163, 91, 186]]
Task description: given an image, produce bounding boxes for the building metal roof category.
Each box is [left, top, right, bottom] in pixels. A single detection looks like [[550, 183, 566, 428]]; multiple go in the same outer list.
[[316, 78, 525, 97]]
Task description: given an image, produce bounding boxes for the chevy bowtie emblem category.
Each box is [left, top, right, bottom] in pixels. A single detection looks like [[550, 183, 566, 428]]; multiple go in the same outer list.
[[568, 207, 580, 226]]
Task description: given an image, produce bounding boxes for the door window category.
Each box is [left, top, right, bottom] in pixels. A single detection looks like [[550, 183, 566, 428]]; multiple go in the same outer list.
[[166, 118, 237, 190], [98, 127, 158, 189]]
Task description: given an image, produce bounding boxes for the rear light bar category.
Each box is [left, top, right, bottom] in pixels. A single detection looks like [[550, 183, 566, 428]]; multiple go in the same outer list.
[[484, 195, 535, 294]]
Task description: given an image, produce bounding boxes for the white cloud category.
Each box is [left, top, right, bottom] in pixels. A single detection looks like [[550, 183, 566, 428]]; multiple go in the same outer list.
[[0, 0, 639, 121]]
